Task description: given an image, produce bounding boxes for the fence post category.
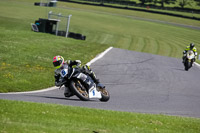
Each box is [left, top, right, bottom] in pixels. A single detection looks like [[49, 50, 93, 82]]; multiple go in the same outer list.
[[48, 11, 52, 19], [66, 14, 72, 37]]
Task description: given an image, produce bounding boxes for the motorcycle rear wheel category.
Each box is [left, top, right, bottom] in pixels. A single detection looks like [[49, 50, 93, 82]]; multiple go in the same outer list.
[[70, 80, 90, 101]]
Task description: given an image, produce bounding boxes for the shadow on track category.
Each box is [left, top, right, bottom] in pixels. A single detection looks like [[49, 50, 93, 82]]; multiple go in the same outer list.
[[24, 95, 81, 101], [24, 95, 101, 102]]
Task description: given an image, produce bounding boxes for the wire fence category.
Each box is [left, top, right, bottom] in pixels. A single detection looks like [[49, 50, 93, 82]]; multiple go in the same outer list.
[[48, 11, 72, 37]]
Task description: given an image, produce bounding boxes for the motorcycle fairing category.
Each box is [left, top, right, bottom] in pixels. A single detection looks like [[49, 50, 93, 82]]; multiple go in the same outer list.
[[88, 85, 102, 99]]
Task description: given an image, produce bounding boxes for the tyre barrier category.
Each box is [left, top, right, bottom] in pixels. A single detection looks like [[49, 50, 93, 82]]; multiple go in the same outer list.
[[54, 31, 86, 40], [34, 2, 57, 7], [34, 2, 48, 6], [68, 32, 86, 40]]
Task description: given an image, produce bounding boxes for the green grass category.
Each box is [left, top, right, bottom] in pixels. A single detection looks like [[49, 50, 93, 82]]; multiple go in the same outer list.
[[0, 99, 200, 133]]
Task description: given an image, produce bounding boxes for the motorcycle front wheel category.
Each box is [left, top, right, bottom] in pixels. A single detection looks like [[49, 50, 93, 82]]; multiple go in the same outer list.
[[184, 62, 189, 71], [185, 60, 192, 71], [98, 87, 110, 102], [69, 80, 90, 101]]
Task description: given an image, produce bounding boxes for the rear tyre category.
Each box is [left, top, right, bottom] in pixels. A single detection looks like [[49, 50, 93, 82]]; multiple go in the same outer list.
[[70, 80, 90, 101]]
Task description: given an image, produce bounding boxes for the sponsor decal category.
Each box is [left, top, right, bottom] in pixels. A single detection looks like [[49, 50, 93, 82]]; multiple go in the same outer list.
[[93, 89, 95, 96]]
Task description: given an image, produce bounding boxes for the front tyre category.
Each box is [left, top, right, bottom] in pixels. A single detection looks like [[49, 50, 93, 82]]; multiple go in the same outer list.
[[69, 80, 90, 101], [184, 60, 189, 71], [184, 63, 189, 71], [185, 60, 193, 71], [98, 87, 110, 102]]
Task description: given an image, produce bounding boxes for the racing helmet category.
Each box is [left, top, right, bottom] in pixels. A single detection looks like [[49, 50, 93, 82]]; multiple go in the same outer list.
[[53, 55, 64, 69], [190, 43, 195, 49]]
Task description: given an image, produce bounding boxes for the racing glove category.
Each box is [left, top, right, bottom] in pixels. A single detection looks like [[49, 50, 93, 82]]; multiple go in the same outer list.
[[75, 60, 81, 66]]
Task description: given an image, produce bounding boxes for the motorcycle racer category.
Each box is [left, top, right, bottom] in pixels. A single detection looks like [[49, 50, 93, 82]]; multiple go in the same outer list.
[[53, 55, 102, 97], [182, 43, 198, 63]]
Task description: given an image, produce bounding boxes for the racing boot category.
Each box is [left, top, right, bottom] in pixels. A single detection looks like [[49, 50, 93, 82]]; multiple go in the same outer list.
[[89, 73, 100, 84], [90, 74, 105, 88]]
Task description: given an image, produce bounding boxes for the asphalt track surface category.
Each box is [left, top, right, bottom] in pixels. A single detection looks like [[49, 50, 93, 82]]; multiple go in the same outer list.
[[1, 48, 200, 118]]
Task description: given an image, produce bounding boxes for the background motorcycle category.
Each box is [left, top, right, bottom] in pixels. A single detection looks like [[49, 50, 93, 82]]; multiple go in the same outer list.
[[184, 50, 195, 71], [59, 66, 110, 102]]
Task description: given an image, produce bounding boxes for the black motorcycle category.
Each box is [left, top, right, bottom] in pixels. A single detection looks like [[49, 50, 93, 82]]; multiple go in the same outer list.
[[59, 65, 110, 102]]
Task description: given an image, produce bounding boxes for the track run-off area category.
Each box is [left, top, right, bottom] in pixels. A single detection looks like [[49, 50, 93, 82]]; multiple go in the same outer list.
[[1, 47, 200, 118]]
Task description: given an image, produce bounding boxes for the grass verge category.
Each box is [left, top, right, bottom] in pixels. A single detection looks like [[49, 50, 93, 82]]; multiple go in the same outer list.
[[0, 99, 200, 133]]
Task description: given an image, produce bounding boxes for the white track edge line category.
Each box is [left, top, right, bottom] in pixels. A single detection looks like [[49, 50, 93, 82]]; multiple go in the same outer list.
[[0, 86, 58, 95], [194, 62, 200, 68], [1, 47, 113, 94], [86, 47, 113, 66]]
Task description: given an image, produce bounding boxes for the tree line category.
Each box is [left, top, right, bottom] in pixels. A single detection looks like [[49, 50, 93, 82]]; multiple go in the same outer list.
[[59, 0, 200, 18], [138, 0, 200, 8], [83, 0, 200, 9]]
